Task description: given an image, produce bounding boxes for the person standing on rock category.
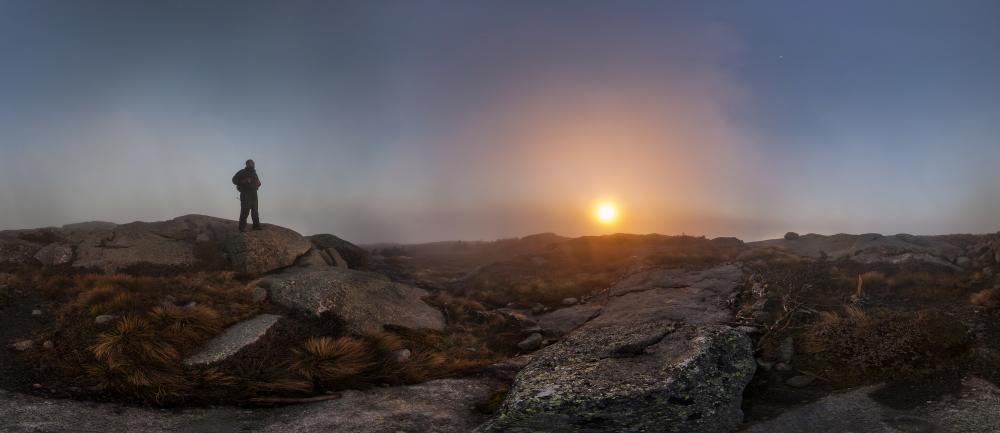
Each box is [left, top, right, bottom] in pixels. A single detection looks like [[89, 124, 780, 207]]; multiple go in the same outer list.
[[232, 159, 263, 232]]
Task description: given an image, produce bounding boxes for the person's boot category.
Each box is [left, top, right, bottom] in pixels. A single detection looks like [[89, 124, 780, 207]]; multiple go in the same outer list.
[[253, 225, 263, 231]]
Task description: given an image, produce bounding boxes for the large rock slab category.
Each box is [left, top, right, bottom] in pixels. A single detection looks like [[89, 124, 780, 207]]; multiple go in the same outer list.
[[0, 378, 498, 433], [307, 234, 370, 270], [480, 322, 755, 433], [741, 376, 1000, 433], [264, 268, 445, 333], [750, 233, 964, 267], [70, 215, 311, 274], [484, 264, 753, 432], [184, 314, 282, 366]]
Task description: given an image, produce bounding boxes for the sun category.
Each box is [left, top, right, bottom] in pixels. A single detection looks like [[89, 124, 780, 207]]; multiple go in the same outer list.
[[595, 202, 618, 224]]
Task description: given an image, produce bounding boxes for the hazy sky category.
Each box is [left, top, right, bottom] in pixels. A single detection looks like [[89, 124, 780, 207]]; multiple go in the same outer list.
[[1, 1, 999, 243]]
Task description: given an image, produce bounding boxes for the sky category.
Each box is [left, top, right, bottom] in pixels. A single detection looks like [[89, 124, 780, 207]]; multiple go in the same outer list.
[[1, 0, 999, 243]]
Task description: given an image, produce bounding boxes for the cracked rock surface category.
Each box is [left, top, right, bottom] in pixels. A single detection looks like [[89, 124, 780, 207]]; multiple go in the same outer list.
[[483, 264, 755, 433]]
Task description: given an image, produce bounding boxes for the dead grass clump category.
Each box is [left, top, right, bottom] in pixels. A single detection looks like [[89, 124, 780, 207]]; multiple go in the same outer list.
[[970, 286, 1000, 308], [802, 306, 971, 380], [148, 305, 222, 351], [289, 337, 375, 388]]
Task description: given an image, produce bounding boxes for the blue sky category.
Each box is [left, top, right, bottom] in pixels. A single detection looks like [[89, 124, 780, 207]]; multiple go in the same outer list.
[[1, 1, 998, 243]]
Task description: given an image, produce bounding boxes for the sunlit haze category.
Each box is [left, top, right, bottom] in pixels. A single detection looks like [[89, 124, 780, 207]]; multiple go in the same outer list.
[[1, 1, 999, 243]]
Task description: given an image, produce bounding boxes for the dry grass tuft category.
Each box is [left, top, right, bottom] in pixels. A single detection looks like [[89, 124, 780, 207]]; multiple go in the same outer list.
[[91, 316, 180, 365], [289, 337, 375, 387], [970, 286, 1000, 308]]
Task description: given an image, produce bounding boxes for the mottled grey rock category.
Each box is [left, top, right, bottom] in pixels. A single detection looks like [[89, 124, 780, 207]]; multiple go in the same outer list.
[[71, 215, 311, 274], [481, 323, 755, 433], [535, 304, 602, 337], [264, 268, 444, 333], [33, 243, 73, 266], [516, 333, 543, 351], [307, 234, 370, 270], [0, 239, 41, 265], [184, 314, 282, 366], [94, 314, 118, 325], [0, 378, 499, 433], [323, 248, 349, 268], [586, 264, 743, 328], [560, 297, 577, 306], [784, 232, 800, 240], [751, 233, 966, 268], [294, 248, 331, 268]]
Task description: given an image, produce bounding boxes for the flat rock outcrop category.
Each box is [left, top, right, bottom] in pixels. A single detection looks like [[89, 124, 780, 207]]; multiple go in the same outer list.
[[0, 378, 498, 433], [489, 264, 755, 433], [264, 268, 445, 333], [742, 376, 1000, 433], [184, 314, 282, 366], [3, 215, 312, 274], [750, 233, 965, 268]]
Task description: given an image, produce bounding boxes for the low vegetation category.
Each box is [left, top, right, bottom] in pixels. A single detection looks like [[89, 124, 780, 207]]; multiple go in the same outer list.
[[7, 269, 518, 406], [801, 306, 971, 381]]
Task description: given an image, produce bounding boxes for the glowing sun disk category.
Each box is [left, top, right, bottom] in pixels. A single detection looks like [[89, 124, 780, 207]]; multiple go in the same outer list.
[[596, 202, 618, 224]]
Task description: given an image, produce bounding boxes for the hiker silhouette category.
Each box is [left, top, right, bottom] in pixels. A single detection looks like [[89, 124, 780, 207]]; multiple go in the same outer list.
[[232, 159, 262, 231]]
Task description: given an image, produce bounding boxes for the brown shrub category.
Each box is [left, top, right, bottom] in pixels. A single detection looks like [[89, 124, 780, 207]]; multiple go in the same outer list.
[[802, 306, 971, 380]]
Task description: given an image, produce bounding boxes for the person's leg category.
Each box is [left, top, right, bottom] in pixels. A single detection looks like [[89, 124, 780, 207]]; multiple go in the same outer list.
[[251, 198, 261, 229], [239, 195, 250, 231]]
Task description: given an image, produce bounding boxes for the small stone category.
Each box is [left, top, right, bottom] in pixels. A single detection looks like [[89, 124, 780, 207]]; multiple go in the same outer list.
[[561, 297, 578, 306], [42, 340, 54, 349], [393, 348, 412, 363], [32, 383, 43, 389], [785, 375, 815, 388], [517, 333, 544, 351], [94, 314, 118, 325], [756, 358, 774, 371], [11, 339, 33, 351], [252, 286, 268, 303], [31, 309, 43, 316], [531, 303, 546, 314], [183, 301, 198, 309], [775, 362, 791, 371]]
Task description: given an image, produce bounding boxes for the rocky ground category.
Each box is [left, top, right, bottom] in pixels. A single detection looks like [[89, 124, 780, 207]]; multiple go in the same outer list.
[[3, 221, 1000, 432]]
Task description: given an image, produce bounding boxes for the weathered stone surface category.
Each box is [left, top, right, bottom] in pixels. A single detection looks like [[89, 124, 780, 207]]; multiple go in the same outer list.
[[70, 215, 311, 274], [0, 239, 41, 265], [483, 264, 753, 432], [94, 314, 118, 325], [307, 234, 370, 270], [480, 323, 755, 433], [742, 377, 1000, 433], [750, 233, 964, 268], [264, 268, 444, 333], [516, 333, 543, 351], [33, 243, 73, 266], [0, 378, 498, 433], [534, 303, 602, 337], [293, 248, 331, 268], [184, 314, 282, 366]]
